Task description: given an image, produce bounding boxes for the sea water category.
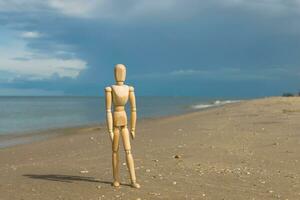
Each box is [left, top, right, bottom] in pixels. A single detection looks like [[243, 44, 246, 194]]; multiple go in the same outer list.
[[0, 96, 239, 147]]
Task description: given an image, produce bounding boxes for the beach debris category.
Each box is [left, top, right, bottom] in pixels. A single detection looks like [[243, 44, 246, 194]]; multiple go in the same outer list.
[[90, 136, 94, 140], [202, 193, 206, 197], [10, 165, 17, 170], [178, 128, 183, 132], [285, 174, 296, 179], [177, 144, 186, 148], [268, 190, 274, 193], [146, 169, 151, 173], [115, 194, 121, 198], [80, 170, 89, 174], [152, 159, 159, 162], [274, 194, 281, 199], [149, 192, 161, 196], [173, 181, 177, 185], [272, 142, 279, 146], [122, 162, 126, 166], [97, 185, 102, 189], [173, 155, 181, 159], [158, 174, 163, 180], [136, 198, 141, 200]]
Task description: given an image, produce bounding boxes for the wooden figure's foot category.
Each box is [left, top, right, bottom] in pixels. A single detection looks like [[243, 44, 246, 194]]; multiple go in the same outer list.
[[112, 181, 120, 187], [131, 182, 140, 189]]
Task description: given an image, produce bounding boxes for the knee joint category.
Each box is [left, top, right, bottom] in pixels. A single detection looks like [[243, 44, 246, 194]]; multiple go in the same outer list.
[[125, 149, 131, 155], [112, 148, 119, 153]]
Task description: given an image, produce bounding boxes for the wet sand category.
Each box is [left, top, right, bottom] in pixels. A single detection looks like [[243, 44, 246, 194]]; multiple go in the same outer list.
[[1, 97, 300, 200]]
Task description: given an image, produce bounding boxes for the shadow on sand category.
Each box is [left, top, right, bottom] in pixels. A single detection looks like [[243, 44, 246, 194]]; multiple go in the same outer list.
[[23, 174, 131, 186]]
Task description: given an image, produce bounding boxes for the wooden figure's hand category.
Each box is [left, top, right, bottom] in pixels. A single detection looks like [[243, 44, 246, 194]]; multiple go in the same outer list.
[[109, 130, 114, 142], [130, 130, 135, 140]]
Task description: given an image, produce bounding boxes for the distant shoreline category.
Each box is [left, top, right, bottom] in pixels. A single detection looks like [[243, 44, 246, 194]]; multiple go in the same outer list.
[[0, 106, 213, 149], [0, 97, 242, 148]]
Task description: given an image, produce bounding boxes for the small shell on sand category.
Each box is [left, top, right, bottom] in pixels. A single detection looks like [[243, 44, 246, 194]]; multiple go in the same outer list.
[[149, 192, 161, 196]]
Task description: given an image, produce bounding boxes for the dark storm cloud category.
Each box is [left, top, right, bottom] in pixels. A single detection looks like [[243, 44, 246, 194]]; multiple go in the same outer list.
[[0, 0, 300, 96]]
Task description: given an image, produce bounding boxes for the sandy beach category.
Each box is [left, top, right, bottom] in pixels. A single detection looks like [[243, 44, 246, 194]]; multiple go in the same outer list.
[[1, 97, 300, 200]]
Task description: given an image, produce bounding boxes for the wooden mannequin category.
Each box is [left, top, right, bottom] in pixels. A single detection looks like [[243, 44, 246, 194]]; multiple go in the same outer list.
[[105, 64, 140, 188]]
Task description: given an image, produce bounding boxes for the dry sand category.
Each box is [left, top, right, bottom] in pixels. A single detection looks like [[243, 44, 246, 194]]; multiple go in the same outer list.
[[1, 97, 300, 200]]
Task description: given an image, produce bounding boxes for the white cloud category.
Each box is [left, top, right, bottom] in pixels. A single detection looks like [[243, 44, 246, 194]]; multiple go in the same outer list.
[[1, 0, 300, 19], [20, 31, 41, 39], [132, 67, 298, 81], [47, 0, 178, 19], [223, 0, 300, 15], [0, 88, 64, 96], [48, 0, 103, 18], [170, 67, 299, 80], [0, 40, 87, 81], [183, 67, 300, 80], [47, 0, 300, 19], [0, 0, 46, 12]]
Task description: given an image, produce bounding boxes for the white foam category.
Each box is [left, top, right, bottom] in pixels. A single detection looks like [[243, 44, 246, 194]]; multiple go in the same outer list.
[[192, 100, 240, 110], [192, 104, 215, 109]]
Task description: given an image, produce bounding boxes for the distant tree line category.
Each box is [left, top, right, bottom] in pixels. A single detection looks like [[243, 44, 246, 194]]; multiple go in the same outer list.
[[282, 92, 300, 97]]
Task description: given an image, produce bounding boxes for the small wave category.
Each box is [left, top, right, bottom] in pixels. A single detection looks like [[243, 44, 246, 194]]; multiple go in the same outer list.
[[192, 100, 240, 110]]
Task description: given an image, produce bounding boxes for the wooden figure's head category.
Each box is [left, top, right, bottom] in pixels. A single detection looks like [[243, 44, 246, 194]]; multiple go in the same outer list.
[[114, 64, 126, 83]]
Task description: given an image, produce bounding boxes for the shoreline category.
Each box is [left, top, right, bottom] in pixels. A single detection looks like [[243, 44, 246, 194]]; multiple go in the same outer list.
[[0, 100, 241, 149]]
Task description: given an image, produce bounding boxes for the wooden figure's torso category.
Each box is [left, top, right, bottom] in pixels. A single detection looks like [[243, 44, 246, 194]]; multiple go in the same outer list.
[[111, 85, 129, 127]]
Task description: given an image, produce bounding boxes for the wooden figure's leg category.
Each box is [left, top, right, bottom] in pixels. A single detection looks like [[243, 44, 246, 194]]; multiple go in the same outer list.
[[112, 126, 120, 187], [121, 126, 140, 189]]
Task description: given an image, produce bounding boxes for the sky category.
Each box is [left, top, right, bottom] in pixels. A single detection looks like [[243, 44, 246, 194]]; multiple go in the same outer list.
[[0, 0, 299, 97]]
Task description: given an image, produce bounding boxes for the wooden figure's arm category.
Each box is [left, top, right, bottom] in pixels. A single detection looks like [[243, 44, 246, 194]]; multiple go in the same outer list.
[[129, 86, 137, 139], [105, 87, 114, 142]]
